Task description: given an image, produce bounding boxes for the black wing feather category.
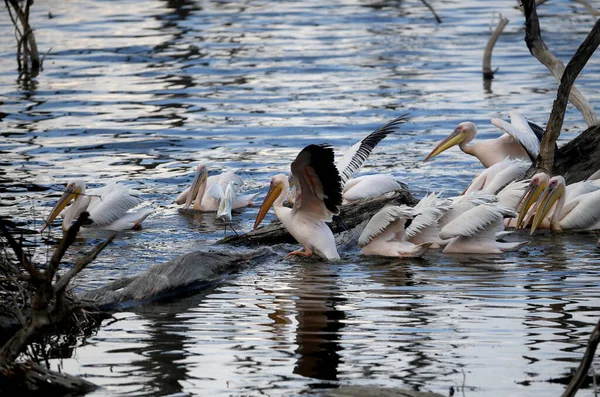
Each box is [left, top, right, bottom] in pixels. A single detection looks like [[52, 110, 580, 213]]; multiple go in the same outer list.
[[339, 114, 410, 184], [527, 120, 558, 153], [296, 144, 343, 215]]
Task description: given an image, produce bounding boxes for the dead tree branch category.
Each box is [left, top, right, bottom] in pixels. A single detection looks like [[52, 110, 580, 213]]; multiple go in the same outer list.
[[483, 14, 509, 79], [419, 0, 442, 23], [536, 15, 600, 172], [522, 0, 598, 127], [4, 0, 40, 71], [561, 318, 600, 397], [574, 0, 599, 19], [0, 212, 113, 364]]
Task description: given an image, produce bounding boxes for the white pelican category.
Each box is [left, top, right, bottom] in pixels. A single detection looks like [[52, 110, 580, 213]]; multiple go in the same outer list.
[[527, 176, 600, 233], [405, 192, 452, 248], [358, 205, 432, 258], [516, 173, 600, 229], [440, 204, 527, 254], [342, 174, 405, 204], [175, 163, 256, 212], [424, 111, 542, 168], [464, 157, 530, 195], [41, 180, 152, 233], [289, 115, 409, 204], [254, 144, 343, 260]]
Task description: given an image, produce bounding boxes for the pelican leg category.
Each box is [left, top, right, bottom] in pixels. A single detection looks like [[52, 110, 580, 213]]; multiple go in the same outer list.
[[287, 250, 313, 258]]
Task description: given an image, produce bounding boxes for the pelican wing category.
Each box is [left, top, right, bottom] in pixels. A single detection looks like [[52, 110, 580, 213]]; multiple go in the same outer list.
[[440, 204, 515, 240], [207, 182, 225, 200], [337, 114, 409, 185], [342, 174, 404, 202], [86, 184, 143, 227], [482, 158, 529, 195], [216, 171, 244, 188], [405, 193, 451, 239], [495, 180, 529, 209], [358, 205, 414, 247], [491, 112, 540, 160], [291, 144, 343, 221], [560, 191, 600, 230], [438, 191, 498, 228]]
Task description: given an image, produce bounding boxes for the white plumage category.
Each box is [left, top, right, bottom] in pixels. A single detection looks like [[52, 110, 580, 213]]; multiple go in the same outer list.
[[342, 174, 405, 204], [424, 111, 544, 168], [175, 163, 256, 213], [440, 204, 527, 254], [358, 205, 432, 257], [41, 180, 152, 233]]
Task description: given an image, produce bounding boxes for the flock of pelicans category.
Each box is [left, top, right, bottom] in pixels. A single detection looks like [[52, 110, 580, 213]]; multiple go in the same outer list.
[[39, 112, 600, 261]]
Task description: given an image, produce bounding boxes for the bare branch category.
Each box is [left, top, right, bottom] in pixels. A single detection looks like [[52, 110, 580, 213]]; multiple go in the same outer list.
[[0, 219, 40, 280], [46, 212, 90, 282], [53, 234, 116, 294], [419, 0, 442, 23], [561, 318, 600, 397], [574, 0, 599, 19], [538, 17, 600, 171], [523, 0, 598, 126], [483, 14, 509, 79]]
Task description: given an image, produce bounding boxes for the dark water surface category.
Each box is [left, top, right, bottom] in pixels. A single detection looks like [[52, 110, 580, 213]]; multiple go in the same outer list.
[[2, 0, 600, 395]]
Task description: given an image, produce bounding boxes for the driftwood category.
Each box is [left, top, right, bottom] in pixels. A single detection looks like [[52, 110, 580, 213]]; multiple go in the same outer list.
[[0, 212, 114, 394], [218, 186, 417, 246], [522, 0, 598, 127], [78, 248, 277, 309], [483, 14, 509, 80]]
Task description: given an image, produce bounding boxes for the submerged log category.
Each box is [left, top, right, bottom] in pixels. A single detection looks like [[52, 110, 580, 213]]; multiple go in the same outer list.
[[78, 248, 277, 310], [218, 185, 417, 246]]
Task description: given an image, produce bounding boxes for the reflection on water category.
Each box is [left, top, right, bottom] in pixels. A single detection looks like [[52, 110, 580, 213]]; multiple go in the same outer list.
[[2, 0, 600, 395]]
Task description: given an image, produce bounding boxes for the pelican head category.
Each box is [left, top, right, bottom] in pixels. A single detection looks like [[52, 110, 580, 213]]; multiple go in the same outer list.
[[515, 173, 550, 228], [184, 162, 208, 209], [253, 174, 287, 229], [41, 179, 85, 233], [530, 176, 566, 234], [424, 122, 476, 161]]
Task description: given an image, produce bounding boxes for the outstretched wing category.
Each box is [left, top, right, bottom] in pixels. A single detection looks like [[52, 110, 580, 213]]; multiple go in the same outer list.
[[292, 144, 343, 221], [358, 205, 414, 247], [440, 204, 514, 239], [491, 111, 540, 160], [337, 114, 409, 185]]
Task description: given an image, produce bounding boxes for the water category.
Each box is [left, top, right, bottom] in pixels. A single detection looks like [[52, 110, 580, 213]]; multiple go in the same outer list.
[[2, 0, 600, 395]]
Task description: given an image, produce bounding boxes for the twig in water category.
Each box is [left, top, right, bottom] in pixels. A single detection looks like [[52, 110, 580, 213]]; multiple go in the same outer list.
[[419, 0, 442, 23], [574, 0, 600, 19]]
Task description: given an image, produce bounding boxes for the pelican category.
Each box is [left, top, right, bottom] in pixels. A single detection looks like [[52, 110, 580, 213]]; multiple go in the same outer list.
[[440, 204, 527, 254], [175, 163, 256, 212], [424, 111, 543, 168], [289, 115, 409, 205], [516, 173, 600, 229], [41, 180, 152, 233], [358, 205, 432, 257], [405, 192, 452, 248], [254, 144, 343, 260], [526, 176, 600, 233], [342, 174, 406, 204], [464, 157, 530, 195]]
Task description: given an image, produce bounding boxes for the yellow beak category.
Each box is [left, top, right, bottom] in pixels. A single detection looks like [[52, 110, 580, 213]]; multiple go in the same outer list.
[[530, 184, 565, 234], [184, 167, 208, 209], [40, 190, 77, 233], [424, 128, 466, 161], [253, 183, 283, 229], [515, 182, 546, 229]]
